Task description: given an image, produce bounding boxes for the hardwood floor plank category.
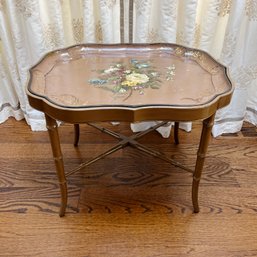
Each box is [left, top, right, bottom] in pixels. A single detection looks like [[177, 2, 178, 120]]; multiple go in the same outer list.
[[77, 186, 257, 215], [0, 186, 80, 214], [0, 213, 257, 257], [0, 118, 257, 257]]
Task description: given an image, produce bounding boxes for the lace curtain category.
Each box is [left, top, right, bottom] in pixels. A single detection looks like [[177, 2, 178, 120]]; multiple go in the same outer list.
[[0, 0, 257, 136]]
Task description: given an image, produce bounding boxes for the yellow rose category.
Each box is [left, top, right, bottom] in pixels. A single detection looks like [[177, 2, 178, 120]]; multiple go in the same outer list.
[[121, 80, 138, 87], [125, 72, 149, 84]]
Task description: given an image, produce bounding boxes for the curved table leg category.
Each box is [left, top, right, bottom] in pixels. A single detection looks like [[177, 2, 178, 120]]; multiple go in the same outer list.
[[192, 114, 215, 213], [45, 114, 67, 217], [74, 124, 80, 147], [174, 122, 179, 145]]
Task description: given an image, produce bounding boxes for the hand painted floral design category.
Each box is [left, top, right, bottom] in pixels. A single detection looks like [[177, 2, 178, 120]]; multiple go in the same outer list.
[[122, 72, 149, 86], [88, 59, 162, 100], [166, 65, 176, 81]]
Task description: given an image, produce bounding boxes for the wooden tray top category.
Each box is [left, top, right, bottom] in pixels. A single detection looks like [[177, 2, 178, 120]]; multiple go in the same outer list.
[[27, 44, 233, 111]]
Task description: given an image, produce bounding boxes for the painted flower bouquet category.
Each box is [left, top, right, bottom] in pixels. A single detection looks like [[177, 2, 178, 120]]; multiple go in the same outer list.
[[89, 59, 165, 100], [89, 59, 175, 101]]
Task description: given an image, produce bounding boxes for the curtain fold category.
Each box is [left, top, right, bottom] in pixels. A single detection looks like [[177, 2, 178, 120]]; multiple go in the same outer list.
[[0, 0, 256, 136], [212, 0, 257, 136], [129, 0, 257, 137], [0, 0, 120, 130], [0, 40, 24, 123]]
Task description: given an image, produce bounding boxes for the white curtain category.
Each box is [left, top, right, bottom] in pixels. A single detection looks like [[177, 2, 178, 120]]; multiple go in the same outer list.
[[0, 0, 120, 130], [0, 0, 257, 136], [130, 0, 257, 137]]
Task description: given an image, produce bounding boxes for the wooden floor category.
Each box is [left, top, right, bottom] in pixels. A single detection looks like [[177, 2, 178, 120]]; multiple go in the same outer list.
[[0, 118, 257, 257]]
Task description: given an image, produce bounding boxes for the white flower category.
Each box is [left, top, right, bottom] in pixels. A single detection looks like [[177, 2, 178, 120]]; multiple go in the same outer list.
[[151, 72, 158, 77], [104, 67, 120, 74]]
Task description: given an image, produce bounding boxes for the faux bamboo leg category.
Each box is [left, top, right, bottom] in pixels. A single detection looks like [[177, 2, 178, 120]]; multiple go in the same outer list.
[[45, 114, 67, 217], [74, 124, 80, 147], [174, 122, 179, 144], [192, 114, 215, 213]]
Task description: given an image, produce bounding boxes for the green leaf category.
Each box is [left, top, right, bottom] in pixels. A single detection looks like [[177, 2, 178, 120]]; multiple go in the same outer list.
[[113, 85, 122, 92], [150, 84, 160, 89], [108, 76, 121, 81]]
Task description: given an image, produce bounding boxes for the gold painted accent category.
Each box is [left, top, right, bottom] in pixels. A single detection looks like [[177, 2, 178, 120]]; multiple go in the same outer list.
[[72, 18, 84, 43], [190, 51, 205, 62], [203, 120, 214, 128], [174, 47, 220, 75], [54, 156, 63, 161], [174, 46, 186, 56], [217, 0, 232, 17], [42, 23, 62, 49], [49, 94, 81, 106], [197, 152, 206, 158], [58, 180, 67, 185], [95, 21, 103, 43], [46, 124, 57, 130], [246, 0, 257, 21], [193, 176, 201, 182], [190, 51, 220, 74]]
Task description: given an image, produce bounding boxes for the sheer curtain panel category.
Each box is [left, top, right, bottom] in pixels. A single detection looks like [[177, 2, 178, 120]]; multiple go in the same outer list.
[[0, 0, 120, 130], [0, 0, 256, 136]]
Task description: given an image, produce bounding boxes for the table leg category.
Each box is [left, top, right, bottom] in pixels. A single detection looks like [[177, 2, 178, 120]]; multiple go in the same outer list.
[[192, 114, 215, 213], [74, 124, 80, 146], [45, 114, 67, 217], [174, 122, 179, 144]]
